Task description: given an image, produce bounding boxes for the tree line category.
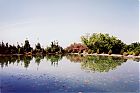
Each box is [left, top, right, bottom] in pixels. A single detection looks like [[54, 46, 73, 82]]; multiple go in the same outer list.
[[0, 33, 140, 56], [80, 33, 140, 56], [0, 40, 64, 55]]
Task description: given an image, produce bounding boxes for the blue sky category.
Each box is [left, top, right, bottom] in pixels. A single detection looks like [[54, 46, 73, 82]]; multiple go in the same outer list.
[[0, 0, 139, 48]]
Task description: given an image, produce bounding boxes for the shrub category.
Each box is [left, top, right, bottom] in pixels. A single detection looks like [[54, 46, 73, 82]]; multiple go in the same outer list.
[[133, 51, 139, 56], [123, 52, 128, 56], [91, 50, 94, 54], [65, 43, 88, 53], [128, 51, 133, 55], [96, 49, 100, 54], [108, 49, 112, 55], [120, 49, 124, 55], [88, 49, 92, 54]]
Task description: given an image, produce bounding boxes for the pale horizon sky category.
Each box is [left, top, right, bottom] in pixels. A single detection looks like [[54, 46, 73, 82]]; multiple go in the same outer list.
[[0, 0, 139, 48]]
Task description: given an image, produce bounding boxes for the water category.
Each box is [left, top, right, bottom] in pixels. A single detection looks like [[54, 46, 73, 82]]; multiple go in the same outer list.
[[0, 55, 139, 93]]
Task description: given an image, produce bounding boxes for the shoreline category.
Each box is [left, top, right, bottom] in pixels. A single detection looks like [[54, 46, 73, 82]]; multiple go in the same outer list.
[[68, 53, 140, 59], [0, 53, 140, 59]]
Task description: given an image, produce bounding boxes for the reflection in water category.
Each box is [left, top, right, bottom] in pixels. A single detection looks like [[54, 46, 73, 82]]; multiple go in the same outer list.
[[23, 56, 33, 68], [0, 55, 33, 68], [34, 55, 44, 66], [0, 54, 139, 92], [0, 54, 139, 72], [45, 54, 63, 66], [0, 54, 64, 68], [66, 54, 128, 72]]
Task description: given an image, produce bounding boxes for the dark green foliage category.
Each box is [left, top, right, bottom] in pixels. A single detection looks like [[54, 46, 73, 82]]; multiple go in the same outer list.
[[88, 49, 92, 54], [96, 49, 100, 54], [46, 41, 64, 54], [125, 42, 140, 55], [126, 42, 140, 52], [120, 49, 124, 55], [133, 51, 139, 56], [0, 33, 139, 56], [108, 49, 112, 55], [36, 43, 41, 49], [81, 33, 125, 54], [128, 51, 133, 55], [80, 33, 140, 55], [0, 40, 33, 54], [0, 42, 18, 54], [123, 52, 128, 56], [24, 40, 32, 53], [32, 43, 46, 55]]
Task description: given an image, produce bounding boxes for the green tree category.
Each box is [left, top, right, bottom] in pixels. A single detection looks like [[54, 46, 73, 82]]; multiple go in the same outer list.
[[46, 41, 64, 54], [81, 33, 125, 54], [24, 39, 32, 53]]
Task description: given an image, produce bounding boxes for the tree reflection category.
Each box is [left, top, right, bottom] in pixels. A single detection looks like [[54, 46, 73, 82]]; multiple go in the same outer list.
[[0, 55, 18, 68], [0, 55, 33, 68], [33, 55, 44, 66], [66, 54, 128, 72], [45, 54, 63, 66], [133, 58, 140, 62], [23, 56, 33, 68], [0, 55, 139, 71], [0, 54, 63, 68], [66, 54, 84, 62]]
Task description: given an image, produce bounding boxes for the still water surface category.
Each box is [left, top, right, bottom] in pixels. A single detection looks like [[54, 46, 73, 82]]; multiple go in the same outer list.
[[0, 55, 139, 93]]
